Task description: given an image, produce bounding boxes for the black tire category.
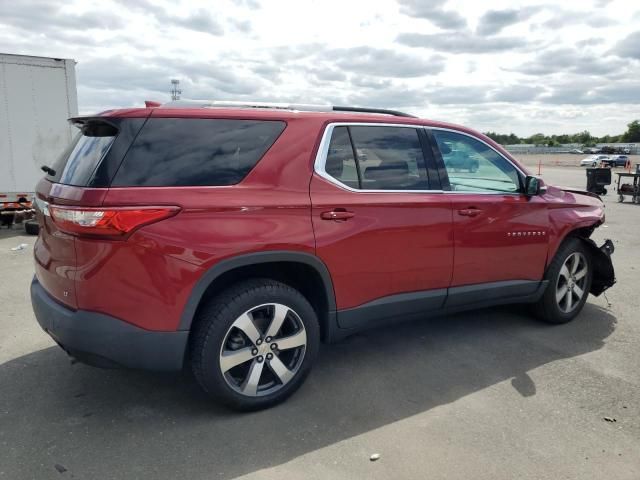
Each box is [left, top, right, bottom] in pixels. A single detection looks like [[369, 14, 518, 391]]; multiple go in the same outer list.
[[190, 279, 320, 411], [24, 220, 39, 235], [535, 237, 592, 324]]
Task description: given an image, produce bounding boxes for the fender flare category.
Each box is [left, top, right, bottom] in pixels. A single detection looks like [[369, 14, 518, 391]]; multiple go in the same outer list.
[[178, 251, 337, 332]]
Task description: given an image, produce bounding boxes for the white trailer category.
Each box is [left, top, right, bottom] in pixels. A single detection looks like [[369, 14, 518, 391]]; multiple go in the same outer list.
[[0, 53, 77, 230]]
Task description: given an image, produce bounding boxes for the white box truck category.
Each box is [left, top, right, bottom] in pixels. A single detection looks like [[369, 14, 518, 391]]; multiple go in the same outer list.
[[0, 53, 78, 232]]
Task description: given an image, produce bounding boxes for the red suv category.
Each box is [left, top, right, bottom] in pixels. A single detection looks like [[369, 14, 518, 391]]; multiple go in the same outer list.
[[31, 101, 615, 410]]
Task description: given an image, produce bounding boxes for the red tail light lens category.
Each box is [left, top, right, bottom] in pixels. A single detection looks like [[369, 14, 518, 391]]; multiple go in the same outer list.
[[49, 206, 180, 239]]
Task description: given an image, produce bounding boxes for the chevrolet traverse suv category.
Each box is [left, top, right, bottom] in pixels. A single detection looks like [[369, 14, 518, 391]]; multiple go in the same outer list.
[[31, 101, 615, 410]]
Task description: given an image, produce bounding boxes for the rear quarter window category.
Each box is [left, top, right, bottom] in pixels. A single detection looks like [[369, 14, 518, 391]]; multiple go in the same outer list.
[[50, 122, 118, 186], [112, 118, 286, 187]]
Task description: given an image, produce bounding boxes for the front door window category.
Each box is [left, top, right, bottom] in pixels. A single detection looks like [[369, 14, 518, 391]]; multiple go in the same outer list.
[[432, 130, 521, 193]]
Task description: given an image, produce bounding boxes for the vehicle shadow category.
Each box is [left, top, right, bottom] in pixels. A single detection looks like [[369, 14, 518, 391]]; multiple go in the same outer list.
[[0, 303, 616, 479]]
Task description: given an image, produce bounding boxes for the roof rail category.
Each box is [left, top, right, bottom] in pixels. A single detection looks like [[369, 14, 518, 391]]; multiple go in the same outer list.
[[332, 106, 416, 118], [161, 100, 416, 117], [162, 100, 333, 112]]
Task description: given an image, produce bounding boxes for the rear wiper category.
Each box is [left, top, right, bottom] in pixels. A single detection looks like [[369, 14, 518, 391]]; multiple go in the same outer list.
[[41, 165, 56, 176]]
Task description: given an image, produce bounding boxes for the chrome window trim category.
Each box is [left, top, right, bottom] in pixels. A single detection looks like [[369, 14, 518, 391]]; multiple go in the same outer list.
[[313, 122, 526, 195], [313, 122, 434, 194]]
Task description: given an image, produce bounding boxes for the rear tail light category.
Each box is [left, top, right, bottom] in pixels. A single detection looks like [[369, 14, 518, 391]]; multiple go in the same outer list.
[[49, 205, 180, 239]]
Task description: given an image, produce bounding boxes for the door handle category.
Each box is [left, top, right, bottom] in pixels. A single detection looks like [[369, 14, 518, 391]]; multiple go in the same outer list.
[[457, 208, 482, 217], [321, 210, 355, 220]]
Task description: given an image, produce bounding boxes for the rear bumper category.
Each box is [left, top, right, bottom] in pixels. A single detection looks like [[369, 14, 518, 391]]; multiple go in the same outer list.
[[30, 277, 188, 371]]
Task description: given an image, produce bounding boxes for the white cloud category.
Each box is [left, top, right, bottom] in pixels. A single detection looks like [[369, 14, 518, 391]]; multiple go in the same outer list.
[[0, 0, 639, 136]]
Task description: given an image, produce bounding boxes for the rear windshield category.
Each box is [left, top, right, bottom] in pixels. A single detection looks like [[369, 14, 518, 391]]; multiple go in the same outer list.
[[50, 122, 118, 186], [111, 118, 286, 187]]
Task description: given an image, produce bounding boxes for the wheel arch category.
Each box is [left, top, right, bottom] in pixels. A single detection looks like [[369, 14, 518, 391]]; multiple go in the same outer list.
[[180, 251, 338, 342], [546, 227, 615, 296], [546, 222, 600, 269]]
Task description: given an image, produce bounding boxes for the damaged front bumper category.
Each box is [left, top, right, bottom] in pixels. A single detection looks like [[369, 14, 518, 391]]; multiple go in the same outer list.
[[584, 238, 615, 296]]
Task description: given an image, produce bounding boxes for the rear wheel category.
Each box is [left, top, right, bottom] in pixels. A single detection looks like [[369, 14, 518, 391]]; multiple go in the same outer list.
[[190, 279, 320, 411], [535, 238, 592, 324]]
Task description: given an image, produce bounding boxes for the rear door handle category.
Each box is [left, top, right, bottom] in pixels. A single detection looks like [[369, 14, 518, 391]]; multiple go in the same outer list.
[[321, 210, 355, 220], [457, 208, 482, 217]]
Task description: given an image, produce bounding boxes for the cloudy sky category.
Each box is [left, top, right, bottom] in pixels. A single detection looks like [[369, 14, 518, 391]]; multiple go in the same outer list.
[[1, 0, 639, 136]]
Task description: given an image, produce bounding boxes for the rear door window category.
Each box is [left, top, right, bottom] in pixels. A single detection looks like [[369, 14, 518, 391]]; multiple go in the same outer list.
[[322, 125, 429, 190], [350, 126, 428, 190], [324, 127, 359, 188], [112, 118, 286, 187]]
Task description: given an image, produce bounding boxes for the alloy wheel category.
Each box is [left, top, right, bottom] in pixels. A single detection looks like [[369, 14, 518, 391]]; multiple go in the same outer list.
[[219, 303, 307, 397], [555, 252, 588, 313]]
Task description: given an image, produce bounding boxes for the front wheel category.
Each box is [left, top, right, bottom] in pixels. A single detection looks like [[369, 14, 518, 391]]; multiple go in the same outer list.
[[535, 238, 592, 324], [190, 279, 320, 411]]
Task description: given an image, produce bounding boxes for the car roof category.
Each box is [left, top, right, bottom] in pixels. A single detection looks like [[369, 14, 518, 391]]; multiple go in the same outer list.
[[94, 100, 470, 129], [81, 101, 530, 174], [97, 104, 451, 126], [90, 104, 496, 141]]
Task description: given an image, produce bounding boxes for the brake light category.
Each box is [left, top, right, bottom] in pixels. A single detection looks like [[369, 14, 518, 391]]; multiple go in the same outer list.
[[49, 206, 180, 238]]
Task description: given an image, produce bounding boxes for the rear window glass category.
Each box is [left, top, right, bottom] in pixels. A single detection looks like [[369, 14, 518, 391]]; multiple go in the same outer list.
[[322, 126, 428, 190], [112, 118, 286, 187], [350, 126, 428, 190], [50, 122, 117, 186]]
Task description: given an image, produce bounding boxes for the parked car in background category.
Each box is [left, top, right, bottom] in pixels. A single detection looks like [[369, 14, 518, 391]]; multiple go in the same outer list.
[[584, 147, 601, 154], [442, 146, 480, 172], [602, 155, 629, 167], [569, 148, 583, 154], [30, 100, 616, 410], [580, 155, 609, 167], [600, 146, 633, 155]]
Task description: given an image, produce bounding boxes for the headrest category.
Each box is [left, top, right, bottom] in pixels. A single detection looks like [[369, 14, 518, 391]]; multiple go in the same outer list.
[[364, 161, 409, 180], [439, 142, 452, 155]]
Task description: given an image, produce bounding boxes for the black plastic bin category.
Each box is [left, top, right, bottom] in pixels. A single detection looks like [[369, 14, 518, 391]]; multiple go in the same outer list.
[[586, 167, 612, 195]]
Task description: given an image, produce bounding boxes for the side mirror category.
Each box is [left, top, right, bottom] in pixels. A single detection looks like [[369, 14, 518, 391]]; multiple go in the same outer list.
[[525, 175, 542, 196]]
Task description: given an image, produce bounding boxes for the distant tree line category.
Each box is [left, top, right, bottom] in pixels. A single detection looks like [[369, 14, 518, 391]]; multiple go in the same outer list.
[[485, 120, 640, 147]]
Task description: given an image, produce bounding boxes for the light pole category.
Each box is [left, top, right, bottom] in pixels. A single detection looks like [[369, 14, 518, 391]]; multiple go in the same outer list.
[[170, 79, 182, 101]]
